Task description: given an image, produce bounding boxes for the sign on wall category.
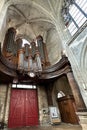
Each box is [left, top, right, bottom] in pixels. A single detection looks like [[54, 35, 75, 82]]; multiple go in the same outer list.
[[49, 107, 61, 124]]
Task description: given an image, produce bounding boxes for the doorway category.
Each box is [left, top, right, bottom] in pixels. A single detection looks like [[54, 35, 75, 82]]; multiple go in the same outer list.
[[8, 88, 39, 128]]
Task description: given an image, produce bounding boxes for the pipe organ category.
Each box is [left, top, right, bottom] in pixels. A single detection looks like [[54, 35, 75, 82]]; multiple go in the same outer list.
[[2, 27, 50, 77]]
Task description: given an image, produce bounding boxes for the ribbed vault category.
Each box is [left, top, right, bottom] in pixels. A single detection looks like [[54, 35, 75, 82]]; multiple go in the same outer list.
[[2, 0, 63, 65]]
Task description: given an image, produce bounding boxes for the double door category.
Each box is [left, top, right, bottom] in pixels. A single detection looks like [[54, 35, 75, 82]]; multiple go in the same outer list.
[[8, 89, 38, 128]]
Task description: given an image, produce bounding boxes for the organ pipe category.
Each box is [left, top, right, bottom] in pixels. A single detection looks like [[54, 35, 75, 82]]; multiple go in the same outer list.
[[5, 28, 16, 53], [24, 44, 29, 57], [28, 56, 33, 71], [28, 48, 33, 71], [31, 42, 36, 58], [2, 27, 50, 76], [36, 53, 42, 72], [16, 38, 22, 50], [36, 35, 45, 62], [17, 49, 24, 71]]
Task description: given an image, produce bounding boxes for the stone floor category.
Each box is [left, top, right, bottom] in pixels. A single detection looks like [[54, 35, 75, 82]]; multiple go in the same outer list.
[[3, 123, 82, 130]]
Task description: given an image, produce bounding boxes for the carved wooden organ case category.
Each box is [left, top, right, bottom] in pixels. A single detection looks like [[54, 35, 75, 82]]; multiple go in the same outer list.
[[2, 27, 50, 77], [0, 27, 71, 84]]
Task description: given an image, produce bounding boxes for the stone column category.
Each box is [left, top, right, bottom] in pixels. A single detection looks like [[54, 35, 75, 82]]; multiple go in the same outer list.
[[45, 85, 53, 106], [37, 85, 49, 126], [76, 111, 87, 130], [0, 3, 8, 44], [66, 70, 87, 130], [66, 70, 86, 111], [5, 84, 11, 126]]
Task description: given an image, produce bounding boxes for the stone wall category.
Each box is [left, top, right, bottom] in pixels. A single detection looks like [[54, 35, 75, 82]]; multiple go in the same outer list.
[[51, 76, 72, 107], [55, 16, 87, 107], [0, 84, 50, 126], [0, 0, 5, 13], [65, 28, 87, 107], [37, 76, 73, 125], [0, 84, 7, 122], [0, 2, 8, 46], [46, 28, 62, 65], [0, 84, 11, 126], [37, 85, 50, 125], [4, 84, 11, 125]]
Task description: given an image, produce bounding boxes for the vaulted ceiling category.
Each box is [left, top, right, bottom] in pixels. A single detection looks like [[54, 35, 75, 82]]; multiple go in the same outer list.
[[6, 0, 63, 42], [0, 0, 62, 64], [0, 0, 65, 83]]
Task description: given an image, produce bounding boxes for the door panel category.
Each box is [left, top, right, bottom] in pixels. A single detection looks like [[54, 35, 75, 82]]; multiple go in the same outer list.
[[8, 89, 38, 128], [25, 90, 38, 126], [57, 95, 78, 124]]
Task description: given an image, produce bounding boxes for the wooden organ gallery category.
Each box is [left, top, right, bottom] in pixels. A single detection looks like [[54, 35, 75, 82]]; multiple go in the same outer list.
[[0, 27, 86, 128], [2, 27, 50, 78]]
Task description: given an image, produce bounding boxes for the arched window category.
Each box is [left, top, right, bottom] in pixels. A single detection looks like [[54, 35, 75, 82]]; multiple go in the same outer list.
[[68, 0, 87, 35], [22, 39, 30, 47], [12, 84, 36, 89], [57, 91, 65, 98], [62, 0, 87, 36]]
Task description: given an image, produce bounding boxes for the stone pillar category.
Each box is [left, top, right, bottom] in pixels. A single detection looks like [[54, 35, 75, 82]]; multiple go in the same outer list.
[[66, 70, 87, 130], [4, 84, 11, 125], [45, 85, 53, 106], [0, 3, 8, 44], [37, 85, 49, 126], [66, 71, 86, 111], [0, 85, 7, 122], [76, 111, 87, 130]]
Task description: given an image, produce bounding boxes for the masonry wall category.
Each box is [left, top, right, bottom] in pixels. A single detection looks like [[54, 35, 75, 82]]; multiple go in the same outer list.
[[56, 16, 87, 107], [37, 85, 50, 125], [46, 28, 62, 65], [0, 84, 11, 126], [47, 76, 72, 108], [0, 77, 72, 127]]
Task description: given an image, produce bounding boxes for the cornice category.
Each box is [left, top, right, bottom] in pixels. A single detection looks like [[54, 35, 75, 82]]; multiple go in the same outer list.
[[0, 46, 71, 83]]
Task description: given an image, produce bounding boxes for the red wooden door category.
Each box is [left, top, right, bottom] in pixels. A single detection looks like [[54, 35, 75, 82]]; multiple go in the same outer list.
[[8, 89, 38, 128]]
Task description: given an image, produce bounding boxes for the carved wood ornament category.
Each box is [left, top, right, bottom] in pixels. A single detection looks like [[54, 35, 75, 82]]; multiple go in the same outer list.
[[0, 27, 71, 84]]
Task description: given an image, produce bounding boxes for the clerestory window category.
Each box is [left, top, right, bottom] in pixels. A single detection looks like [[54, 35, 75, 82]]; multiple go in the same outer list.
[[12, 84, 36, 89], [68, 0, 87, 35]]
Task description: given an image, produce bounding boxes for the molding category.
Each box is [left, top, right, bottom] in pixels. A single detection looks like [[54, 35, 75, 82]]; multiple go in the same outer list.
[[43, 56, 70, 73], [0, 53, 17, 70], [40, 65, 71, 80], [0, 46, 71, 83], [67, 21, 87, 46], [0, 61, 17, 77]]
